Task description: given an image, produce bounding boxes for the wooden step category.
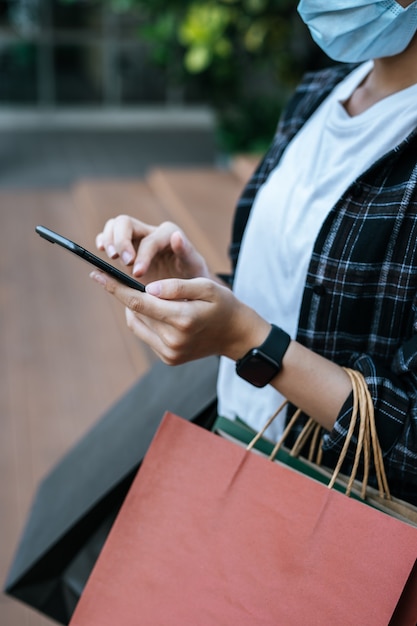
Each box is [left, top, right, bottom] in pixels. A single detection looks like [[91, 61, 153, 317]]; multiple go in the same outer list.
[[146, 166, 242, 274], [73, 178, 170, 230], [73, 166, 243, 276], [1, 188, 155, 626], [230, 154, 260, 186], [2, 162, 248, 626]]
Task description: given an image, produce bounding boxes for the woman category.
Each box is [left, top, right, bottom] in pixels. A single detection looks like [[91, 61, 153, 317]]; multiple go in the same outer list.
[[90, 0, 417, 504]]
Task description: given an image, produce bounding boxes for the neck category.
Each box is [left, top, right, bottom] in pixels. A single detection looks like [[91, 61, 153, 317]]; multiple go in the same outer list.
[[373, 34, 417, 92], [344, 35, 417, 116]]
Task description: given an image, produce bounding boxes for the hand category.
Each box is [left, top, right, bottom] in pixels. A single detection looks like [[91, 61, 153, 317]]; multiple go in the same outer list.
[[89, 271, 271, 365], [90, 268, 352, 430], [96, 215, 211, 284]]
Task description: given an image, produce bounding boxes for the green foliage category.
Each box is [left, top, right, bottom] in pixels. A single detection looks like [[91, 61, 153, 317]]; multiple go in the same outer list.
[[216, 95, 282, 154], [179, 3, 233, 74], [101, 0, 322, 152]]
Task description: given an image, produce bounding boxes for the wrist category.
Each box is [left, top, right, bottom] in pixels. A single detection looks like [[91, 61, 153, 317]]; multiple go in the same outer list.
[[235, 324, 291, 388], [224, 308, 271, 362]]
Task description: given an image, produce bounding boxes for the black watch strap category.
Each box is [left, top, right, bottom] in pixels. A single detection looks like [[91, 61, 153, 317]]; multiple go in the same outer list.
[[235, 324, 291, 387], [257, 324, 291, 365]]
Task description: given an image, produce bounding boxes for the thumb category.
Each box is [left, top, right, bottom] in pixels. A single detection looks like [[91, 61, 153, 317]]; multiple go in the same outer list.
[[146, 277, 209, 301]]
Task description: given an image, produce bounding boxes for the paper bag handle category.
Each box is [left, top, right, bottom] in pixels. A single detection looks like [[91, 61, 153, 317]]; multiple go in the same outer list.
[[247, 368, 391, 501]]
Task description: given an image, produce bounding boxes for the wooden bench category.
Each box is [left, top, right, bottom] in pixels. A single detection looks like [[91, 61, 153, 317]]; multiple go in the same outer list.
[[1, 156, 260, 626]]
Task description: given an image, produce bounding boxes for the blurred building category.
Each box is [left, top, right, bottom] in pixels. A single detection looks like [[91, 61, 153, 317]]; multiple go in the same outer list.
[[0, 0, 216, 188], [0, 0, 202, 109]]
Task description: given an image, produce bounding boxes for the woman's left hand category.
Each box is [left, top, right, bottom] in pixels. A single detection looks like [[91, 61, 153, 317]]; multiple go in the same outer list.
[[90, 271, 271, 365]]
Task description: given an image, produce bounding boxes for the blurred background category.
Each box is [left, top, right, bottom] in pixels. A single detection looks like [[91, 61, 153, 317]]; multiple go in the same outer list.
[[1, 1, 327, 624], [0, 0, 325, 162]]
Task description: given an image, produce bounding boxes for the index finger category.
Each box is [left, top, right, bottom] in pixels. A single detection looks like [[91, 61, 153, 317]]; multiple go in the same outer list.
[[99, 216, 153, 265]]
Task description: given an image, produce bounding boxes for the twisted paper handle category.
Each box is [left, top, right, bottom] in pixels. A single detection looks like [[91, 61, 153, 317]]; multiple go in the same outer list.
[[247, 368, 391, 500]]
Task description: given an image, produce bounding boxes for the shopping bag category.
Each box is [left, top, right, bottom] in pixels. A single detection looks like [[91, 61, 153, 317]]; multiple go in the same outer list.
[[213, 414, 351, 488], [69, 411, 417, 626], [213, 414, 417, 525], [3, 356, 219, 624]]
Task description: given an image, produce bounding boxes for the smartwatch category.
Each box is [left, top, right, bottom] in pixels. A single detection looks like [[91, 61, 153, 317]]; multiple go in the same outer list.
[[235, 324, 291, 388]]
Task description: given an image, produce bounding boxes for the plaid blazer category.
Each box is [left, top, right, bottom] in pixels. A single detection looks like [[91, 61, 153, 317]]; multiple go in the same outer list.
[[230, 64, 417, 504]]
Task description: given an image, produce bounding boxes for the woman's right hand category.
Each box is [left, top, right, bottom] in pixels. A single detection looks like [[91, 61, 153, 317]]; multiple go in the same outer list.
[[96, 215, 211, 284]]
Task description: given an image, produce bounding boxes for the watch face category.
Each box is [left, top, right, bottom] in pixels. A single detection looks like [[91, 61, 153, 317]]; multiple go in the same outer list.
[[236, 350, 279, 388]]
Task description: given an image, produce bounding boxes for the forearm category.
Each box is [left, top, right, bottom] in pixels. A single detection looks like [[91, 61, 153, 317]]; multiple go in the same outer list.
[[270, 340, 352, 432], [226, 305, 353, 431]]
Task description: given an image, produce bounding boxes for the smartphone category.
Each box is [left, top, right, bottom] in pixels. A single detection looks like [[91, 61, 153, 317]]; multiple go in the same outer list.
[[36, 225, 146, 292]]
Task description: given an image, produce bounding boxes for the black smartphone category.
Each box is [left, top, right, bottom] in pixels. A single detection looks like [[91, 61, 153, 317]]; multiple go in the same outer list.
[[36, 225, 146, 292]]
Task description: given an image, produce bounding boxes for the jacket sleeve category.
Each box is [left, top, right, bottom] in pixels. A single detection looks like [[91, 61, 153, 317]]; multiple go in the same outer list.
[[322, 337, 417, 504]]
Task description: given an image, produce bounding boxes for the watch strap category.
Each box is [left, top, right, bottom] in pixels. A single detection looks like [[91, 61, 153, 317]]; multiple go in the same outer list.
[[235, 324, 291, 387], [257, 324, 291, 368]]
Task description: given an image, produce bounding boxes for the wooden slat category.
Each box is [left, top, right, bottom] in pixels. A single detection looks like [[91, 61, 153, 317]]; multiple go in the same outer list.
[[74, 170, 240, 276], [231, 154, 260, 186], [73, 178, 169, 226], [0, 189, 152, 626], [1, 166, 243, 626], [146, 167, 241, 275]]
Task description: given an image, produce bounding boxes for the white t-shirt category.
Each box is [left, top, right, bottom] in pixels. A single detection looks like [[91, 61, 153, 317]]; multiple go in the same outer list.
[[217, 61, 417, 440]]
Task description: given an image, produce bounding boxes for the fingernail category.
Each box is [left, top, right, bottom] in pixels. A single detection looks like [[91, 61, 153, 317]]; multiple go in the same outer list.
[[107, 245, 117, 258], [146, 282, 161, 296], [133, 262, 143, 275], [90, 271, 107, 286], [122, 251, 133, 265]]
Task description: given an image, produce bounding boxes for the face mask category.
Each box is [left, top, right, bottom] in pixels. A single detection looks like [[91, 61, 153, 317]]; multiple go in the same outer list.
[[297, 0, 417, 63]]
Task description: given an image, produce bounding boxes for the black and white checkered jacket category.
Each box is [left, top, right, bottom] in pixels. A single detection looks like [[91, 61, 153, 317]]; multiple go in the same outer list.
[[230, 63, 417, 504]]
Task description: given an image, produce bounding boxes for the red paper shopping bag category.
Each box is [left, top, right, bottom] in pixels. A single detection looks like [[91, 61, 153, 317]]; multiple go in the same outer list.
[[70, 412, 417, 626]]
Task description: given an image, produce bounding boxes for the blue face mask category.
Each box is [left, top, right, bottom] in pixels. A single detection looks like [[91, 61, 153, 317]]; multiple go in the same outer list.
[[297, 0, 417, 63]]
